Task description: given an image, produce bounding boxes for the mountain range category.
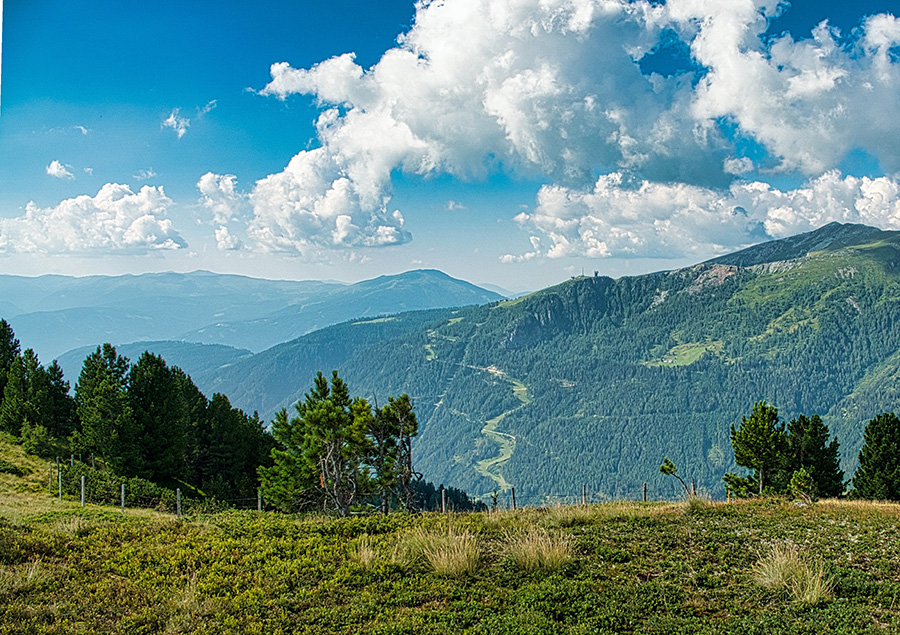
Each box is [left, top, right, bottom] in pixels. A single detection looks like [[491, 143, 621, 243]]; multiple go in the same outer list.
[[179, 222, 900, 502], [2, 269, 503, 362], [15, 222, 900, 504]]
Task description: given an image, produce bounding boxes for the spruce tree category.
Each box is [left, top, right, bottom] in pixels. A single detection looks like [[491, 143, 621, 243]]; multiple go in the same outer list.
[[0, 319, 21, 400], [0, 355, 26, 436], [128, 352, 191, 483], [782, 414, 844, 498], [728, 401, 787, 495], [853, 412, 900, 501], [74, 344, 136, 474]]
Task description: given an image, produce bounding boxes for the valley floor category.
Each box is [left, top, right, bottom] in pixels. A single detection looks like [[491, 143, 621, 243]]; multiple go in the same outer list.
[[1, 488, 899, 634]]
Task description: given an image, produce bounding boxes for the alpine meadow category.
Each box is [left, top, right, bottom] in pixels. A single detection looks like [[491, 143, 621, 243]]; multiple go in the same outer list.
[[6, 0, 900, 632]]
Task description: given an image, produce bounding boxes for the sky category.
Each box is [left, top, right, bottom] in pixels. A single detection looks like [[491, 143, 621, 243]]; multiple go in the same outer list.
[[0, 0, 898, 292]]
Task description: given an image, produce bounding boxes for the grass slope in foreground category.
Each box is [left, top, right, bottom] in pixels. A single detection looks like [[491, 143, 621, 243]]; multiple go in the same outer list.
[[2, 490, 899, 633]]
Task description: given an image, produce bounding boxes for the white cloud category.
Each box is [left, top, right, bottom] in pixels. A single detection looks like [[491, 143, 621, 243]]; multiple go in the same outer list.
[[199, 100, 217, 115], [197, 173, 251, 251], [446, 200, 467, 211], [253, 0, 900, 259], [214, 225, 242, 251], [505, 171, 900, 261], [46, 160, 74, 180], [0, 183, 186, 254], [162, 108, 189, 138], [197, 172, 244, 224], [670, 2, 900, 174], [74, 125, 89, 135], [83, 167, 94, 176], [133, 168, 158, 181], [247, 147, 411, 256]]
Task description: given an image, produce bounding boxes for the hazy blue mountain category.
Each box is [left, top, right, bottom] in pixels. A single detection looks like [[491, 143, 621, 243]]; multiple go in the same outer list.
[[56, 341, 253, 395], [203, 223, 900, 503], [1, 269, 501, 360], [181, 269, 504, 351]]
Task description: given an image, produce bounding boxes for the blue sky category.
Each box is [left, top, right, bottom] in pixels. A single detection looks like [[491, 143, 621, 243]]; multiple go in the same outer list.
[[0, 0, 898, 291]]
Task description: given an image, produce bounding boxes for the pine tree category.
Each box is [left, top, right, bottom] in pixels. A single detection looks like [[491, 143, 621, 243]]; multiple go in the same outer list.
[[853, 412, 900, 501], [728, 401, 787, 495], [260, 371, 369, 515]]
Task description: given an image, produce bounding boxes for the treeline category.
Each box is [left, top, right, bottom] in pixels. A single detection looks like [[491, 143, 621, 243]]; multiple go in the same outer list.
[[0, 319, 484, 512], [0, 319, 273, 501], [718, 401, 900, 501]]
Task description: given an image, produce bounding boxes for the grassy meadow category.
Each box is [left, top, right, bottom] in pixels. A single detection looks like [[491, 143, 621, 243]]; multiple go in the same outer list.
[[1, 445, 899, 633]]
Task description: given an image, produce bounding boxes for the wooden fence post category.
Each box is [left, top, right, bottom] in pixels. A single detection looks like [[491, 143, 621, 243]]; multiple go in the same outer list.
[[70, 454, 74, 467], [58, 468, 62, 501], [511, 487, 517, 510], [691, 478, 696, 496], [121, 483, 125, 513], [440, 487, 446, 513], [80, 475, 85, 507], [582, 484, 587, 506], [176, 488, 182, 517], [643, 483, 647, 502], [257, 488, 262, 512], [49, 463, 53, 492]]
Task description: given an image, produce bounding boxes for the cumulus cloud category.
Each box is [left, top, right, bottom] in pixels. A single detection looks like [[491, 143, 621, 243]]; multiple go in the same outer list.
[[252, 0, 900, 259], [0, 184, 186, 254], [247, 148, 411, 255], [197, 172, 244, 225], [46, 160, 74, 180], [671, 2, 900, 175], [446, 200, 467, 211], [504, 171, 900, 261], [162, 109, 189, 138], [197, 172, 250, 251], [214, 225, 242, 251]]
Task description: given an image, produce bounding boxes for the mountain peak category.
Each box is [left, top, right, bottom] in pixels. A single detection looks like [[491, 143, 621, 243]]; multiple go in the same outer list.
[[706, 222, 897, 268]]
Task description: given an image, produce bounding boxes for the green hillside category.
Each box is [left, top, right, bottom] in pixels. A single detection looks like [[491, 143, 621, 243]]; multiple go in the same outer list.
[[206, 223, 900, 502]]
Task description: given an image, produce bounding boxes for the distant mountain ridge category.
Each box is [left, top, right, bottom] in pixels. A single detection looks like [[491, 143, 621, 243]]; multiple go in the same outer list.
[[195, 222, 900, 501], [182, 269, 504, 351], [0, 269, 503, 361], [706, 222, 897, 267]]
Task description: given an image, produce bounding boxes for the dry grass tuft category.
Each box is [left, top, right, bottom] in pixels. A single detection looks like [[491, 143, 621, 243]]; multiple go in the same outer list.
[[0, 560, 50, 596], [350, 534, 380, 571], [753, 543, 833, 605], [543, 504, 596, 527], [505, 528, 572, 572], [393, 527, 480, 577], [164, 573, 222, 634]]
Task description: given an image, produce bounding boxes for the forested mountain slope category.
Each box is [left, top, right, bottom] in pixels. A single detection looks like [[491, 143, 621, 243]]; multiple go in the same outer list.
[[210, 223, 900, 502]]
